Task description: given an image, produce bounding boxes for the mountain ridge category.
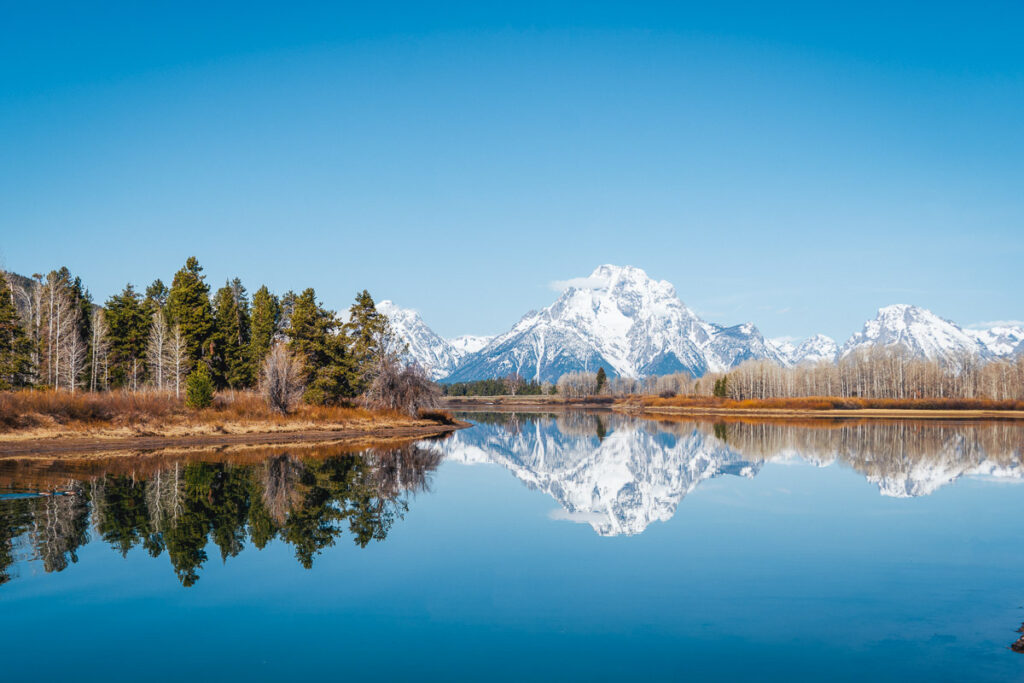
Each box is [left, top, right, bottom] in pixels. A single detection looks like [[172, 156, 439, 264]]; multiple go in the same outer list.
[[377, 266, 1022, 381]]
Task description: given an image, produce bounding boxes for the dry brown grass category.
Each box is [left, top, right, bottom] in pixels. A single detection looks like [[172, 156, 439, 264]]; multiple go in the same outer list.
[[0, 388, 426, 440], [638, 395, 1024, 412]]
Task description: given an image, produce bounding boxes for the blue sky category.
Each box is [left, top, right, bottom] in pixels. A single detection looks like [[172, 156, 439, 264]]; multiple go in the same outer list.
[[2, 2, 1021, 342]]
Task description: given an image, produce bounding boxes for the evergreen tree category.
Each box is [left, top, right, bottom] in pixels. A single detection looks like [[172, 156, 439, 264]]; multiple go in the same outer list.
[[279, 290, 297, 332], [211, 279, 251, 388], [105, 284, 149, 388], [343, 290, 394, 394], [166, 257, 214, 373], [0, 274, 32, 389], [248, 285, 280, 377], [185, 363, 215, 409], [285, 288, 353, 404], [68, 275, 94, 389], [596, 367, 607, 394], [145, 279, 169, 313]]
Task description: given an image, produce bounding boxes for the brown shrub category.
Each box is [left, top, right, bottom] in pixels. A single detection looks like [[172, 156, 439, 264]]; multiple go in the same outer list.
[[364, 355, 441, 417], [0, 388, 383, 434], [419, 409, 455, 425], [641, 394, 1024, 412]]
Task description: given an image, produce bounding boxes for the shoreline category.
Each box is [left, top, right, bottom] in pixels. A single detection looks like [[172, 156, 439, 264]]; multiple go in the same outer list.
[[628, 405, 1024, 422], [443, 395, 1024, 421], [0, 420, 466, 459]]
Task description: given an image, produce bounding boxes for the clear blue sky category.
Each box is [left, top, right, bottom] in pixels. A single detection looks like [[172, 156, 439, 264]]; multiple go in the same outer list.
[[2, 2, 1021, 342]]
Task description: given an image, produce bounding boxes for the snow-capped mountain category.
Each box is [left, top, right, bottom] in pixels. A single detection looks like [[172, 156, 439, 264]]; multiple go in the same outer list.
[[966, 325, 1024, 358], [446, 265, 784, 383], [377, 300, 462, 380], [449, 334, 494, 356], [771, 333, 840, 365], [378, 300, 496, 379], [840, 304, 991, 363], [379, 269, 1019, 382]]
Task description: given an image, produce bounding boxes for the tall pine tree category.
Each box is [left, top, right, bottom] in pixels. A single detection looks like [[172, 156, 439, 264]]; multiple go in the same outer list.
[[145, 279, 169, 313], [105, 284, 149, 388], [285, 288, 353, 404], [248, 285, 280, 379], [211, 278, 252, 388], [166, 257, 214, 373], [343, 290, 394, 394], [0, 274, 32, 389]]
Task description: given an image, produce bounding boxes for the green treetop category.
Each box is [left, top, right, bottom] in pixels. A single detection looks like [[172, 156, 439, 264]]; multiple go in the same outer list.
[[286, 288, 354, 404], [0, 274, 33, 389], [211, 279, 251, 388], [343, 289, 394, 394], [166, 257, 214, 372], [144, 279, 169, 313], [248, 285, 280, 376], [105, 284, 149, 388]]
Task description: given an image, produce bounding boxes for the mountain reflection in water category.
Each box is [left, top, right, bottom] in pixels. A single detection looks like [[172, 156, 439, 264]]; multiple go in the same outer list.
[[444, 411, 1024, 536], [0, 444, 442, 587]]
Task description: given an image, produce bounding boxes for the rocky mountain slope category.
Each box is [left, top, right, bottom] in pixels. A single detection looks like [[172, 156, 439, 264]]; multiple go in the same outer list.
[[378, 267, 1021, 381]]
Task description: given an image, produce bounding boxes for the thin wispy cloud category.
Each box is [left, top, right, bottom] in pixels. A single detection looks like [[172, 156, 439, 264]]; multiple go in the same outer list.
[[549, 275, 608, 292], [966, 320, 1024, 330]]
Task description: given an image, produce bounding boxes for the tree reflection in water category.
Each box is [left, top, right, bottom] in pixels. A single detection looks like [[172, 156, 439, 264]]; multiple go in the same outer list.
[[0, 443, 442, 587]]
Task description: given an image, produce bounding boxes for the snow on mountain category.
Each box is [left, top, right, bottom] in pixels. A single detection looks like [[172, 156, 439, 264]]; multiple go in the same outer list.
[[446, 265, 783, 383], [380, 273, 1018, 383], [840, 304, 990, 363], [376, 300, 461, 380], [774, 333, 839, 365], [378, 301, 498, 379], [966, 325, 1024, 358], [449, 334, 494, 356]]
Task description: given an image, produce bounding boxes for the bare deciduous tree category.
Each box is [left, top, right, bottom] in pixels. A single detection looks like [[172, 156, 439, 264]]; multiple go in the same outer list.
[[90, 308, 111, 391], [364, 353, 440, 417], [51, 288, 85, 391], [556, 371, 598, 398], [146, 309, 172, 390], [168, 323, 188, 399], [260, 342, 306, 413]]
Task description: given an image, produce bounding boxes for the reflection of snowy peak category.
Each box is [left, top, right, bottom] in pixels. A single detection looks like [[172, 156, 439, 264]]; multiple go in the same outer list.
[[447, 265, 784, 383], [442, 414, 757, 536], [438, 413, 1024, 536]]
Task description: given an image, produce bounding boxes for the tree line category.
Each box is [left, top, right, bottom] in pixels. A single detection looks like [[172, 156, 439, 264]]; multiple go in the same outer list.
[[695, 347, 1024, 401], [549, 348, 1024, 401], [0, 258, 396, 406], [442, 375, 546, 396]]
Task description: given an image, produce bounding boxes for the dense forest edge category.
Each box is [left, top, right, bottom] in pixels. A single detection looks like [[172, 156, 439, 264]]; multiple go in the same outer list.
[[0, 258, 454, 445]]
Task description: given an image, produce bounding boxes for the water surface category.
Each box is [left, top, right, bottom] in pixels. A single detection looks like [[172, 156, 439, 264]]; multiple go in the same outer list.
[[2, 411, 1024, 681]]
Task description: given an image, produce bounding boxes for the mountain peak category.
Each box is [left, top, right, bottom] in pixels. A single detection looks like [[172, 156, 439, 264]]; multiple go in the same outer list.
[[844, 304, 988, 362]]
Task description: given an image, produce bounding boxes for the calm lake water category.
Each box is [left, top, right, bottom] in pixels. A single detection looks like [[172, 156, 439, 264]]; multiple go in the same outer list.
[[3, 411, 1024, 681]]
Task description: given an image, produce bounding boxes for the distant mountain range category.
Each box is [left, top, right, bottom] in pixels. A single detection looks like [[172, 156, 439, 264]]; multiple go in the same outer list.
[[381, 265, 1023, 382]]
